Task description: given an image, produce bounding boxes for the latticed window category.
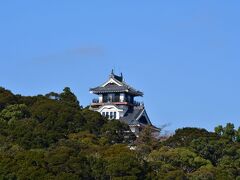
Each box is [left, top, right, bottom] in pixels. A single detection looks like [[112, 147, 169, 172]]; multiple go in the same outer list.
[[110, 112, 113, 119], [114, 93, 120, 102]]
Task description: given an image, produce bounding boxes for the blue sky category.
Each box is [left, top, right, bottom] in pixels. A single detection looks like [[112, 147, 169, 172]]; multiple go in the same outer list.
[[0, 1, 240, 132]]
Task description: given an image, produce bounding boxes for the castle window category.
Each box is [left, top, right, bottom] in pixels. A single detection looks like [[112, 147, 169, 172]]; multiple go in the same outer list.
[[114, 112, 117, 119], [102, 112, 105, 116], [106, 112, 109, 118], [114, 93, 120, 102], [103, 94, 108, 103], [110, 112, 113, 119]]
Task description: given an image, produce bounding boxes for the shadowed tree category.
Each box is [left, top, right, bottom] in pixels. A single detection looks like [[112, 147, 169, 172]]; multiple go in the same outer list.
[[101, 120, 136, 144], [0, 87, 17, 111], [135, 125, 160, 156], [60, 87, 80, 109]]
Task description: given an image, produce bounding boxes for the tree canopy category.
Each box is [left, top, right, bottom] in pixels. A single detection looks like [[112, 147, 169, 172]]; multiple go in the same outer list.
[[0, 87, 239, 179]]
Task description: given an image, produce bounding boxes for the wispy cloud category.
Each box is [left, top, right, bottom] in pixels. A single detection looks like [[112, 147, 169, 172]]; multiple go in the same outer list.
[[71, 46, 105, 56], [32, 45, 105, 63]]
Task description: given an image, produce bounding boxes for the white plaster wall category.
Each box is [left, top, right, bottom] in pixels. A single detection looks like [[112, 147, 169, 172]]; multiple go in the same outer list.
[[99, 94, 103, 103], [120, 93, 125, 102]]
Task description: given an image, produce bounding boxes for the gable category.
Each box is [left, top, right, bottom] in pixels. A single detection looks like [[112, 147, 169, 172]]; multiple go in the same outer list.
[[102, 78, 123, 87], [105, 82, 119, 87], [136, 110, 152, 125], [138, 116, 149, 125]]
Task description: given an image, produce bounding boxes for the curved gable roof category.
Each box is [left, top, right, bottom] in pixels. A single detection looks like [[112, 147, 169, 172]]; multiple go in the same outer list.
[[90, 72, 143, 96]]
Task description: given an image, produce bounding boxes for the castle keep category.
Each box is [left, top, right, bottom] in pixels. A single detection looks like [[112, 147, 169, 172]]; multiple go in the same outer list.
[[90, 71, 159, 135]]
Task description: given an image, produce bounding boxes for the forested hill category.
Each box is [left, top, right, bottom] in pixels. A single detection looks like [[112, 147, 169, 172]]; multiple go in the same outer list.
[[0, 87, 239, 179]]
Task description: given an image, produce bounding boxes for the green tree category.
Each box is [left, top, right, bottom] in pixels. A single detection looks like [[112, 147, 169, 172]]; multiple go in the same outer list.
[[190, 137, 227, 165], [135, 125, 160, 155], [188, 167, 216, 180], [0, 87, 17, 110], [31, 99, 85, 133], [101, 120, 136, 144], [236, 127, 240, 142], [223, 123, 235, 141], [149, 147, 212, 174], [216, 155, 240, 179], [0, 104, 30, 122], [164, 128, 216, 148], [214, 125, 223, 136], [215, 123, 239, 142], [103, 145, 143, 179], [81, 109, 106, 135], [8, 119, 49, 149], [60, 87, 80, 109]]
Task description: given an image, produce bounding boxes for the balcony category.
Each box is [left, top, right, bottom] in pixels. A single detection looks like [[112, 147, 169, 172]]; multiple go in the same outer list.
[[91, 98, 143, 107]]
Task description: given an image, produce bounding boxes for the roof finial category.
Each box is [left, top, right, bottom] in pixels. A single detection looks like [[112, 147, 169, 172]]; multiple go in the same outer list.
[[111, 69, 114, 75]]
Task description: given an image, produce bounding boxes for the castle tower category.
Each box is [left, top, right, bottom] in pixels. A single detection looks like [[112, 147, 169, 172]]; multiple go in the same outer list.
[[90, 71, 159, 135]]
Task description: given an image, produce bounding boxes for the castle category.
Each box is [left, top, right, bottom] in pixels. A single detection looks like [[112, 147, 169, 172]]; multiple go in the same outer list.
[[89, 71, 159, 135]]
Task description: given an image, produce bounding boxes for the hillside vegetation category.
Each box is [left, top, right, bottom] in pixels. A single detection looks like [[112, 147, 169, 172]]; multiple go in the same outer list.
[[0, 87, 239, 180]]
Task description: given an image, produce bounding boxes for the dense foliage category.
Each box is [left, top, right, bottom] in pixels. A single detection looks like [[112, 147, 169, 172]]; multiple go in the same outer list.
[[0, 87, 239, 179]]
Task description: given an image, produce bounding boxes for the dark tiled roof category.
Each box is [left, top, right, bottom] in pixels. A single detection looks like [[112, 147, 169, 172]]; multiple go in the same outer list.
[[90, 74, 143, 96], [120, 106, 150, 125], [90, 85, 143, 96], [90, 85, 127, 93], [111, 74, 123, 82]]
